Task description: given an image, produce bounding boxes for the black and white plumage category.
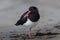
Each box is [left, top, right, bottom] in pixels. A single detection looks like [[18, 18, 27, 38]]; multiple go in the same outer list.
[[15, 6, 40, 38]]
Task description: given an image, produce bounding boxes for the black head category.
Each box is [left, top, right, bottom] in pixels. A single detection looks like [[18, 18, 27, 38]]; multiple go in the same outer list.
[[29, 6, 38, 12]]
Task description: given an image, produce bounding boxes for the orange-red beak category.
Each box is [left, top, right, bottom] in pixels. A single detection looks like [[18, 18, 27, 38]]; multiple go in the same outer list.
[[27, 10, 31, 15], [24, 10, 31, 17]]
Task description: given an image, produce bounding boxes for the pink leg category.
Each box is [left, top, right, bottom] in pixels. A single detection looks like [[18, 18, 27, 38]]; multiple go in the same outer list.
[[28, 27, 32, 38]]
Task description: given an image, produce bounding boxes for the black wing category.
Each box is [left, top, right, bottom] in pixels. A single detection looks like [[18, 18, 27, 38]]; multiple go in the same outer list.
[[15, 11, 28, 26]]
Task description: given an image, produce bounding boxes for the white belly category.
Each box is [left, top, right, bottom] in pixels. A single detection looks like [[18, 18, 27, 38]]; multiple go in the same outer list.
[[23, 19, 35, 27]]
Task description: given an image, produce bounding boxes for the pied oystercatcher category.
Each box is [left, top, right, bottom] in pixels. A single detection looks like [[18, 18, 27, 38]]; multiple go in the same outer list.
[[15, 6, 40, 38]]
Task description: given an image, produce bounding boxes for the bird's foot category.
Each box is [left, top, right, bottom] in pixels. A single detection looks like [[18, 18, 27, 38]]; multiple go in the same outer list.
[[28, 33, 34, 39]]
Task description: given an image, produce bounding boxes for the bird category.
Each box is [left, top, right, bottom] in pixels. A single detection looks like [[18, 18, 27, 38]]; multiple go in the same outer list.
[[15, 6, 40, 38]]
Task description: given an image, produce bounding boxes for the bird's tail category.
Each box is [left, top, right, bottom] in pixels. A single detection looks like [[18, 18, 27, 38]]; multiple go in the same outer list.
[[15, 20, 21, 26]]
